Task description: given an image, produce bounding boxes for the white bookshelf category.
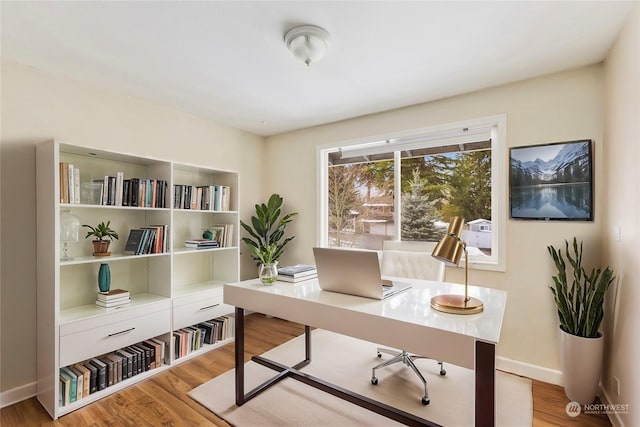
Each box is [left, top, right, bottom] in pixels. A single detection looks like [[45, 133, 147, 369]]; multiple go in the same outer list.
[[36, 140, 239, 419]]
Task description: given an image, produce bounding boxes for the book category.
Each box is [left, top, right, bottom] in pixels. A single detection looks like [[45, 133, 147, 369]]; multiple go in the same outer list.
[[59, 367, 77, 403], [277, 264, 317, 278], [98, 356, 115, 387], [73, 167, 81, 204], [96, 289, 130, 301], [105, 353, 123, 384], [184, 239, 219, 249], [143, 339, 162, 368], [82, 361, 98, 393], [277, 273, 317, 283], [115, 349, 135, 379], [95, 298, 131, 308], [68, 365, 85, 400], [151, 337, 169, 364], [59, 373, 71, 406], [124, 346, 141, 375], [124, 228, 147, 255], [60, 162, 69, 203]]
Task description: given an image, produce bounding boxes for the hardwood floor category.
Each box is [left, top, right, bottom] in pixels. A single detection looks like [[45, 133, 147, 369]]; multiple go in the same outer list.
[[2, 314, 611, 426]]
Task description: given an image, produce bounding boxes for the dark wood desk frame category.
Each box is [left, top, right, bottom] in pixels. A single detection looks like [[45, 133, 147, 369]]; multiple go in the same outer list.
[[234, 307, 496, 427]]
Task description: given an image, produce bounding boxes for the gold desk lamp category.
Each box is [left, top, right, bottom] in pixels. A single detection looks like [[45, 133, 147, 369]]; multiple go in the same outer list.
[[431, 217, 483, 314]]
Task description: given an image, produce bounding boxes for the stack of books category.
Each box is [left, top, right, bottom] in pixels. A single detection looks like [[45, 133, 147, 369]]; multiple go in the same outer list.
[[95, 289, 131, 309], [277, 264, 317, 283], [184, 239, 220, 249]]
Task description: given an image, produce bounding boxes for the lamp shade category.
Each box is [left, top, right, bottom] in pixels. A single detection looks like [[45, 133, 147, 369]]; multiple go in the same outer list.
[[431, 234, 465, 266], [431, 216, 465, 266]]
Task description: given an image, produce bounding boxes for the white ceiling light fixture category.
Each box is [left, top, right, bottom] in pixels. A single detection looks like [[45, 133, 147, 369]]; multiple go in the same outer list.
[[284, 25, 331, 67]]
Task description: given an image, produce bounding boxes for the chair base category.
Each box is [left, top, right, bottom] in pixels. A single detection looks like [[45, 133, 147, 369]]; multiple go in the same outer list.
[[371, 348, 446, 405]]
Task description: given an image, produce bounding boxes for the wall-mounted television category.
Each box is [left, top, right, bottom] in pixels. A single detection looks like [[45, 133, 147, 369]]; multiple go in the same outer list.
[[509, 139, 593, 221]]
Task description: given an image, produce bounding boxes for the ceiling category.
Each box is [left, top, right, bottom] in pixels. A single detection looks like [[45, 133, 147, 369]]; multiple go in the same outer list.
[[1, 1, 634, 137]]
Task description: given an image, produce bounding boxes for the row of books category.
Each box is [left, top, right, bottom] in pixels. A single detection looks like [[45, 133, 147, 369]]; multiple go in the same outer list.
[[277, 264, 317, 283], [59, 162, 81, 204], [173, 184, 231, 211], [95, 289, 130, 309], [59, 337, 167, 407], [124, 225, 169, 255], [174, 315, 234, 360], [93, 175, 168, 208]]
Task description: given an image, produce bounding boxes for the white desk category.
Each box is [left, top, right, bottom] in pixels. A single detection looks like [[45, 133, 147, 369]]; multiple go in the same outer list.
[[224, 278, 507, 427]]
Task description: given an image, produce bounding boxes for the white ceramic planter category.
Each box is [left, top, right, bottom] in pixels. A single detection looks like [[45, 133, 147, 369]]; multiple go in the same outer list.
[[559, 328, 604, 404]]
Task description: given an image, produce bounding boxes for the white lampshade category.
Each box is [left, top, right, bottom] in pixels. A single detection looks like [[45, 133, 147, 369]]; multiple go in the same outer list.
[[284, 25, 331, 67]]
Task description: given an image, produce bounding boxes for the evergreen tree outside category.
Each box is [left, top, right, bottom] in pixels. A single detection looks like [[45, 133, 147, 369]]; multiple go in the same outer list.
[[401, 168, 444, 241], [441, 151, 491, 221]]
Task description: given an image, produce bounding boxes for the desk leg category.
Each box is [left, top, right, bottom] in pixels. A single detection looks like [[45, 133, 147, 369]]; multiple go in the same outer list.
[[235, 307, 245, 406], [475, 340, 495, 427], [305, 325, 311, 361]]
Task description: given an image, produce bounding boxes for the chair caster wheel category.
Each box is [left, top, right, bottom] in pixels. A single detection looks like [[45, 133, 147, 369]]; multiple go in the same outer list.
[[371, 377, 378, 385], [421, 397, 430, 405], [440, 369, 446, 376], [377, 352, 382, 358]]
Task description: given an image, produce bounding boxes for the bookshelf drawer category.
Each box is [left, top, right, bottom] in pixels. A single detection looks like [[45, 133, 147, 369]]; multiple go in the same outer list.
[[60, 308, 170, 366], [172, 296, 233, 330], [173, 286, 223, 308]]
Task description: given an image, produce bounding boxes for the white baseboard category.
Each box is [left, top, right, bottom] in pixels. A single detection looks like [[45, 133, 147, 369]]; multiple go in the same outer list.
[[496, 356, 562, 385], [0, 382, 36, 409], [598, 384, 626, 427]]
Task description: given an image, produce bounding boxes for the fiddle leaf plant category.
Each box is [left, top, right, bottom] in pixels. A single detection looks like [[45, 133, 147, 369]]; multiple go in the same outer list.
[[547, 237, 614, 338], [240, 193, 297, 264]]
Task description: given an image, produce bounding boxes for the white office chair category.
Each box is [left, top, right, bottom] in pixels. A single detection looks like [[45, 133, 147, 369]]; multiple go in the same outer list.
[[371, 241, 446, 405]]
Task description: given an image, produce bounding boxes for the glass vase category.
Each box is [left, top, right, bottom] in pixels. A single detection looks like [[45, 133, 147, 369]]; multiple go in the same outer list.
[[259, 262, 278, 285], [60, 210, 81, 261], [98, 263, 111, 293]]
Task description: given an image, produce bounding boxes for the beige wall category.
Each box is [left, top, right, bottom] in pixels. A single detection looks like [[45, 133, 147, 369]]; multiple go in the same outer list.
[[603, 3, 640, 426], [0, 60, 265, 392], [266, 66, 606, 371]]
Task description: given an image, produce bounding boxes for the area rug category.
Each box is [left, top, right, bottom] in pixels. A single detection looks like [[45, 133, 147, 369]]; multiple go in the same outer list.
[[189, 329, 532, 426]]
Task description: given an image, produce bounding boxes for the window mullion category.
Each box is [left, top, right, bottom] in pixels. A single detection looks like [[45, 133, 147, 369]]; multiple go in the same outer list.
[[393, 150, 401, 241]]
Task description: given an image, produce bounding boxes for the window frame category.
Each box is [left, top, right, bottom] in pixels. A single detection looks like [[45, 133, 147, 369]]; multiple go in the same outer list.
[[317, 114, 506, 272]]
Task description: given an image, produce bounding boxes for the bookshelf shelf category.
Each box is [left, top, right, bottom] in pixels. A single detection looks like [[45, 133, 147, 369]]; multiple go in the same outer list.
[[60, 293, 170, 324], [60, 252, 170, 266], [173, 246, 238, 256], [37, 140, 239, 419], [60, 203, 171, 211]]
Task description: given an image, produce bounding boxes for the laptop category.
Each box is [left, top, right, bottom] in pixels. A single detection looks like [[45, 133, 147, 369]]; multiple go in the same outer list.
[[313, 247, 412, 300]]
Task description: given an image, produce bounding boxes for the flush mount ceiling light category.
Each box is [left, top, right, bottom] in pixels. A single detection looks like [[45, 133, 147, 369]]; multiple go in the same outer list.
[[284, 25, 331, 67]]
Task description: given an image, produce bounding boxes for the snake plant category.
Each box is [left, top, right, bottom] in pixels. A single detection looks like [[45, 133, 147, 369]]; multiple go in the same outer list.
[[547, 238, 614, 338]]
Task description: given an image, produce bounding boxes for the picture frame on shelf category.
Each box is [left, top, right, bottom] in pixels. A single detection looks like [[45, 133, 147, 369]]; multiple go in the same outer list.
[[509, 139, 593, 221]]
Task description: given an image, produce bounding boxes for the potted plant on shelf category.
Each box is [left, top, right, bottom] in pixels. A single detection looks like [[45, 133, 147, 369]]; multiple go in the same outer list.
[[83, 221, 119, 257], [240, 193, 297, 284], [547, 237, 614, 404]]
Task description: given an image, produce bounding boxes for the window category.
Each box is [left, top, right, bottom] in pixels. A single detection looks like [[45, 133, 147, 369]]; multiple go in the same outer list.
[[317, 115, 506, 270]]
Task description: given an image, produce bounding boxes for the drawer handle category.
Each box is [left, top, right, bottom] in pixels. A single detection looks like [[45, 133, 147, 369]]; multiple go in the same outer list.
[[107, 327, 135, 337], [199, 303, 220, 311]]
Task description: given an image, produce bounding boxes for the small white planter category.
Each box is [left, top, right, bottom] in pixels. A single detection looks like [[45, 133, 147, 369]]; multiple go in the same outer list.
[[559, 328, 604, 404]]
